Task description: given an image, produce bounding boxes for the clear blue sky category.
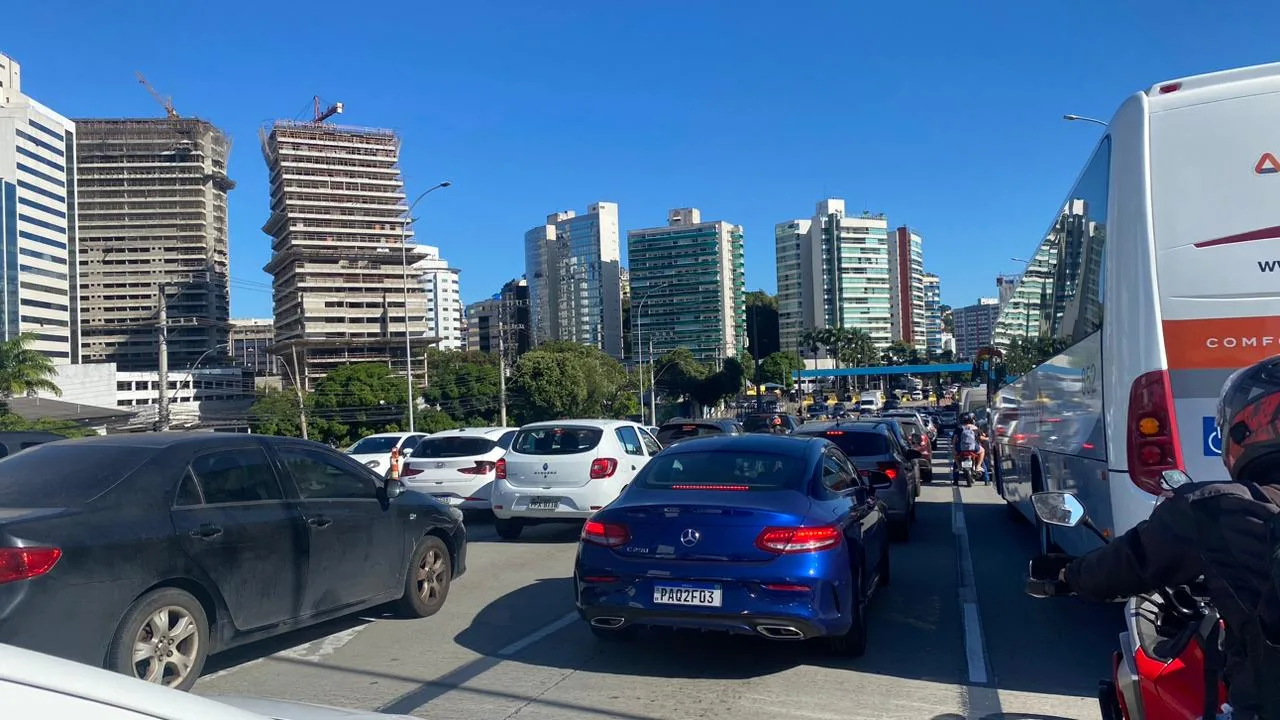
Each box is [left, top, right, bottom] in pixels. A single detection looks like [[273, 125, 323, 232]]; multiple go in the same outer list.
[[5, 1, 1278, 317]]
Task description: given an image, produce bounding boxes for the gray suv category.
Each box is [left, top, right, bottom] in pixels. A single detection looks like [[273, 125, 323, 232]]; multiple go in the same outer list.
[[792, 421, 922, 541]]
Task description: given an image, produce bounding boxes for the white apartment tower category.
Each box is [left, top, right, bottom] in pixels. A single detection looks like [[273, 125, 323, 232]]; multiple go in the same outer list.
[[0, 53, 78, 362], [524, 202, 624, 359], [775, 199, 893, 354], [415, 244, 464, 351], [262, 119, 434, 390], [74, 118, 234, 371]]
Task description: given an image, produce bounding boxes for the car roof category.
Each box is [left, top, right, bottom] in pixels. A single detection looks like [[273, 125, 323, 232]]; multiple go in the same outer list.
[[18, 431, 282, 452], [658, 433, 822, 458], [358, 432, 417, 439], [794, 420, 892, 436], [427, 427, 518, 438], [659, 418, 736, 428], [519, 419, 631, 430]]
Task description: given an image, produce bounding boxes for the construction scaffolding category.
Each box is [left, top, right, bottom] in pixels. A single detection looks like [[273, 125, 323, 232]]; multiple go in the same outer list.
[[73, 118, 235, 372], [260, 117, 437, 391]]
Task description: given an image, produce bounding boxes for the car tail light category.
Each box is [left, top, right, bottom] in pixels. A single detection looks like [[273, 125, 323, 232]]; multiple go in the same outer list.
[[876, 462, 899, 480], [495, 458, 506, 480], [0, 547, 62, 584], [590, 458, 618, 479], [670, 484, 750, 491], [458, 461, 496, 475], [401, 466, 423, 477], [762, 583, 810, 592], [755, 526, 841, 554], [1126, 369, 1184, 495], [581, 520, 629, 547]]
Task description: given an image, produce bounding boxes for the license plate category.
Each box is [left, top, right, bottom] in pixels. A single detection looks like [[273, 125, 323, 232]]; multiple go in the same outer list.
[[527, 497, 558, 510], [653, 584, 722, 607], [960, 459, 973, 469], [433, 495, 464, 505]]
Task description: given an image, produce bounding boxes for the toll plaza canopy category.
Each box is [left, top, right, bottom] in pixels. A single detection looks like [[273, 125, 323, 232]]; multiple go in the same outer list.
[[792, 362, 973, 380]]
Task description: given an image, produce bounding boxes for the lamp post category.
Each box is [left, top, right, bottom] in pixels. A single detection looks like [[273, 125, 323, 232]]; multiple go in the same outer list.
[[633, 281, 671, 423], [400, 181, 451, 433], [1063, 114, 1108, 128], [167, 342, 227, 429]]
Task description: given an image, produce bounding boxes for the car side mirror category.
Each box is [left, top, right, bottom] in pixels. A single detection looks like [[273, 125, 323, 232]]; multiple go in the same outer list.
[[401, 448, 413, 457], [381, 480, 404, 500], [866, 470, 894, 490]]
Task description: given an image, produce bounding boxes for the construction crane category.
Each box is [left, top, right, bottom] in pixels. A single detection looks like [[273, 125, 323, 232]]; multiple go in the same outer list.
[[313, 95, 343, 124], [136, 72, 179, 119]]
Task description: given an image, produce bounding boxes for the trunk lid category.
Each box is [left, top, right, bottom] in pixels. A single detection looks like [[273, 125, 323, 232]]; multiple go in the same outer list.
[[601, 491, 811, 563], [504, 425, 606, 489], [1150, 81, 1280, 483]]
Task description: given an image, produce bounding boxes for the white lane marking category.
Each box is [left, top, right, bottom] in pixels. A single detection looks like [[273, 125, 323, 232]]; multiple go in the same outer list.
[[952, 487, 990, 685], [496, 611, 580, 657], [200, 623, 369, 682]]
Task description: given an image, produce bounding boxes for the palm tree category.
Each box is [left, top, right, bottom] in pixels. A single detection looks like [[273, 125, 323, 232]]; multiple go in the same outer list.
[[0, 333, 61, 399]]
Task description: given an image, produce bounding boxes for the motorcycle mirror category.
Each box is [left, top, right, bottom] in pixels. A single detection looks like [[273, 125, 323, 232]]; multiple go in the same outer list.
[[1031, 491, 1086, 528], [1160, 469, 1193, 491]]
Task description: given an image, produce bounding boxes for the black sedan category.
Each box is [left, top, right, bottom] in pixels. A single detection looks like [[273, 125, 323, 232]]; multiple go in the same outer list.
[[0, 432, 467, 690]]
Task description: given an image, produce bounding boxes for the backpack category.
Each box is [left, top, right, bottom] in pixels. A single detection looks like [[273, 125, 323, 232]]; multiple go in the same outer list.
[[1182, 481, 1280, 717], [956, 425, 979, 453]]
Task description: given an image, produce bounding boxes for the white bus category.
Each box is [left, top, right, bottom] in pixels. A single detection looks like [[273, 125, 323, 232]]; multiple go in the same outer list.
[[991, 62, 1280, 557]]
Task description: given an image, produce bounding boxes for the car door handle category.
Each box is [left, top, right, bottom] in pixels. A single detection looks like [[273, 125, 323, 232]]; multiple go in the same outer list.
[[189, 524, 223, 540], [307, 516, 333, 529]]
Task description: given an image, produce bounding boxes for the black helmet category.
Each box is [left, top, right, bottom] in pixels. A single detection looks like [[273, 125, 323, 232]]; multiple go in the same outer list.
[[960, 412, 976, 425], [1216, 354, 1280, 481]]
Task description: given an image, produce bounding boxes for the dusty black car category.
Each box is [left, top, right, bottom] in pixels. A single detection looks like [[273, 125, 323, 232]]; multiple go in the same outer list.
[[0, 432, 467, 690], [0, 431, 67, 458]]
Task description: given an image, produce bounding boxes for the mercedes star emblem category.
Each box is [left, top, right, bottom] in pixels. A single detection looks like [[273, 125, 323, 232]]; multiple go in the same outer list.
[[680, 528, 701, 547]]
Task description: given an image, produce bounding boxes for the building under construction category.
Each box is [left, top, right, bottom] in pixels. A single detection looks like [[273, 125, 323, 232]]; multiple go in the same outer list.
[[73, 118, 234, 371], [261, 117, 435, 390]]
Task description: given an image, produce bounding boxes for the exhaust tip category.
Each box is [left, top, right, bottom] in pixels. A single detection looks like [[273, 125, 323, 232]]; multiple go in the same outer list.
[[590, 616, 625, 629], [756, 625, 805, 639]]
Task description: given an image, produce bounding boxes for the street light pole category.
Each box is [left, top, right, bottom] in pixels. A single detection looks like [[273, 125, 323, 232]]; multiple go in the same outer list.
[[633, 282, 671, 423], [400, 181, 452, 433], [1063, 114, 1107, 128]]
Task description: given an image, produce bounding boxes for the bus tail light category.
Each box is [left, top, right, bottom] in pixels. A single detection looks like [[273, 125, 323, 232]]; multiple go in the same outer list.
[[1126, 369, 1184, 495]]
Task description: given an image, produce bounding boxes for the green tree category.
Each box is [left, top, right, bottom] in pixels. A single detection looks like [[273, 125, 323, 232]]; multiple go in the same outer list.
[[309, 363, 410, 446], [759, 351, 803, 388], [689, 358, 747, 409], [510, 342, 632, 423], [0, 412, 96, 438], [0, 333, 61, 398], [249, 387, 306, 438], [940, 304, 954, 334], [652, 348, 709, 401], [881, 340, 919, 367], [422, 349, 502, 425]]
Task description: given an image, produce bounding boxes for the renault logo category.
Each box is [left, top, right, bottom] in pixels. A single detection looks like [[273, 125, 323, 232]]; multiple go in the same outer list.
[[543, 463, 549, 471], [680, 528, 700, 547]]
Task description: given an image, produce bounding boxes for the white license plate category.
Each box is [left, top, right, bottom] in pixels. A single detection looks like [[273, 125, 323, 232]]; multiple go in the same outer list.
[[527, 497, 558, 510], [960, 459, 973, 469], [653, 584, 722, 607]]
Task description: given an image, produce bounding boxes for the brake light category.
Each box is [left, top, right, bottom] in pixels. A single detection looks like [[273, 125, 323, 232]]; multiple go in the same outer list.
[[0, 547, 62, 584], [1158, 82, 1181, 94], [876, 462, 899, 480], [495, 458, 506, 480], [401, 466, 423, 477], [762, 583, 811, 592], [581, 520, 629, 547], [670, 484, 750, 491], [590, 458, 618, 479], [825, 431, 844, 436], [755, 526, 841, 554], [1126, 369, 1184, 495], [458, 461, 496, 475]]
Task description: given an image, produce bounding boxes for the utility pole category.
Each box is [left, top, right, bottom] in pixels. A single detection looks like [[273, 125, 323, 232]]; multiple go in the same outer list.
[[156, 284, 169, 432], [497, 304, 508, 427], [648, 336, 656, 426], [289, 344, 309, 440]]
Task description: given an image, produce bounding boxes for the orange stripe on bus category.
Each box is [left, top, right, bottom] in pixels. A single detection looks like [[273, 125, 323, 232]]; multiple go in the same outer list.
[[1163, 317, 1280, 370]]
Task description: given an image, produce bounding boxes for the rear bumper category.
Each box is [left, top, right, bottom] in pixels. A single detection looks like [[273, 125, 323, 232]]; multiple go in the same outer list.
[[578, 606, 835, 639], [490, 479, 614, 520]]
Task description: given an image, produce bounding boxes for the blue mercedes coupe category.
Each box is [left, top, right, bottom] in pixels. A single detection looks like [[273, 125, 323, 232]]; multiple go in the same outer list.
[[573, 433, 892, 656]]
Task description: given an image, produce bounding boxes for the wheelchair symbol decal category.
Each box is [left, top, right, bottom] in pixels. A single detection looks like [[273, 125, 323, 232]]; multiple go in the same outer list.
[[1203, 416, 1222, 457]]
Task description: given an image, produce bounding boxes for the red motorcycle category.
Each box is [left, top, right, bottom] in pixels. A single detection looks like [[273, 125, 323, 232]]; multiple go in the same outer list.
[[1026, 488, 1229, 720]]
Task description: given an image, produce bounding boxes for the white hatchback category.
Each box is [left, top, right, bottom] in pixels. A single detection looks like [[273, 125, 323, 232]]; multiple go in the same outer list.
[[399, 427, 518, 509], [490, 419, 662, 540]]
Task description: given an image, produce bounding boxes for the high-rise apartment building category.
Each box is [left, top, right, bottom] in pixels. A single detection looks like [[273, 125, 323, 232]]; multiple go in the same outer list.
[[414, 244, 463, 351], [922, 273, 942, 357], [524, 202, 623, 358], [953, 298, 1001, 361], [0, 53, 78, 362], [229, 318, 278, 375], [627, 208, 745, 364], [74, 118, 234, 371], [464, 278, 530, 358], [262, 119, 433, 389], [775, 200, 893, 354], [889, 226, 926, 351]]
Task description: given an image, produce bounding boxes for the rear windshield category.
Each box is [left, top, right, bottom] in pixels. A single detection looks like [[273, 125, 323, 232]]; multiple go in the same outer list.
[[798, 430, 890, 457], [742, 415, 784, 432], [638, 451, 805, 491], [414, 437, 497, 459], [512, 426, 603, 455], [899, 421, 923, 437], [347, 436, 400, 455], [656, 423, 725, 444], [0, 444, 149, 507]]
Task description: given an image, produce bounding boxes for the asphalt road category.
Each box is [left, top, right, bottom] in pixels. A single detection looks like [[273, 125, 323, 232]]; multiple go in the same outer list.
[[195, 443, 1123, 720]]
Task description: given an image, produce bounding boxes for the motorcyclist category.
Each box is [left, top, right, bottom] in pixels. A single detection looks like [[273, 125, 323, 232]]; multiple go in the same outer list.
[[951, 412, 987, 482], [769, 415, 787, 434], [1043, 354, 1280, 719]]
